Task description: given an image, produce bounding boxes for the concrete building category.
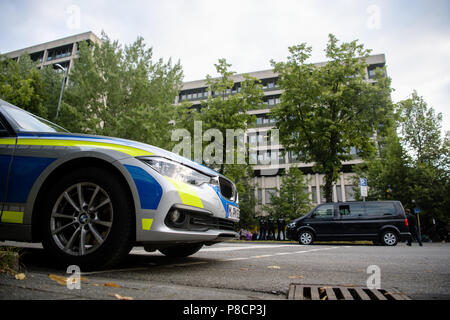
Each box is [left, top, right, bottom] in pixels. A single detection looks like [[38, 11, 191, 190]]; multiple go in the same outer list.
[[4, 31, 101, 75], [177, 54, 386, 213]]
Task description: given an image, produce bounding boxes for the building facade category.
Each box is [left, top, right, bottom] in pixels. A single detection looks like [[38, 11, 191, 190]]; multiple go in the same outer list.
[[177, 54, 386, 214], [4, 31, 101, 75]]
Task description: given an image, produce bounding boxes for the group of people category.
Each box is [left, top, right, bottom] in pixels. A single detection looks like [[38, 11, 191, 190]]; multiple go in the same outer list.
[[258, 216, 287, 241]]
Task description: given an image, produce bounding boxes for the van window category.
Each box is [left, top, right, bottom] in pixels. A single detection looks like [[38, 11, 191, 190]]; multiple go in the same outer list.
[[366, 202, 396, 216], [313, 204, 334, 218], [339, 203, 365, 217]]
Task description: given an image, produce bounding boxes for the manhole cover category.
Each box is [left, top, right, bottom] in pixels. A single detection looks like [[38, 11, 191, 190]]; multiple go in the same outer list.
[[288, 284, 411, 300]]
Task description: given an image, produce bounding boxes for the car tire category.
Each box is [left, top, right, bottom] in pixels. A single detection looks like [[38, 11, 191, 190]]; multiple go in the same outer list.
[[298, 230, 314, 245], [40, 167, 134, 270], [380, 230, 398, 246], [159, 244, 203, 257]]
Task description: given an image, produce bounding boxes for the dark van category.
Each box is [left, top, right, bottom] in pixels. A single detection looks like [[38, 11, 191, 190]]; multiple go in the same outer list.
[[286, 201, 411, 246]]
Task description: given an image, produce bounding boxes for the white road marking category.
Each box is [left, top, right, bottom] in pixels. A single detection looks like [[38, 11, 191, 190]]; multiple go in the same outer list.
[[215, 246, 342, 262], [199, 244, 301, 252]]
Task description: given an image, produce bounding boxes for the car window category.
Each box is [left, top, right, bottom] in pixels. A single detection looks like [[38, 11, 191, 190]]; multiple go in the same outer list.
[[339, 203, 365, 217], [2, 104, 69, 133], [313, 204, 334, 218], [366, 202, 396, 216], [0, 118, 10, 137]]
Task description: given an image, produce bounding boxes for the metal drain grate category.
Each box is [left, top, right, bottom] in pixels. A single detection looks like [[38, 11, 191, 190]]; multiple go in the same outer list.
[[288, 284, 411, 300]]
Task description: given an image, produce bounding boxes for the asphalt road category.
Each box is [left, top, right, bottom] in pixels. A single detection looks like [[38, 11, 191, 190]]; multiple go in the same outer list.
[[1, 241, 449, 300]]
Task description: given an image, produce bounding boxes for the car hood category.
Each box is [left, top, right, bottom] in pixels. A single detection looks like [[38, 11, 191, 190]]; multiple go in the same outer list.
[[20, 132, 221, 177]]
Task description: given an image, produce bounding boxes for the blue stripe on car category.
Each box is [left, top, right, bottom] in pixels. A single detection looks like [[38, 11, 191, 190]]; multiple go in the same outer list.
[[6, 156, 56, 203], [210, 185, 239, 218], [124, 165, 163, 210]]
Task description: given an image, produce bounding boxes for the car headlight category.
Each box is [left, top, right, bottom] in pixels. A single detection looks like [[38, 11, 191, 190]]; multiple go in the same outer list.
[[139, 156, 212, 186]]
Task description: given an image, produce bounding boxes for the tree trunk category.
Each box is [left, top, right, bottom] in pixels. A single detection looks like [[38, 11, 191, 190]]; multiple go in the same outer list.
[[324, 172, 334, 203]]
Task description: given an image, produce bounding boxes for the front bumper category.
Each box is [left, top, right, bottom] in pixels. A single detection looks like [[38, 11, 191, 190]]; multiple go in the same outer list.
[[120, 158, 239, 245]]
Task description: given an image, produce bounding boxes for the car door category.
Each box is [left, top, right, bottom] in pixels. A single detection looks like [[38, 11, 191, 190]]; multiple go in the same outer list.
[[0, 112, 17, 223], [306, 204, 338, 239], [338, 202, 366, 239]]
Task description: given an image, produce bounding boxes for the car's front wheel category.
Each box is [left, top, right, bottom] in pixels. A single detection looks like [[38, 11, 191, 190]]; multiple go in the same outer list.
[[40, 167, 134, 270], [298, 230, 314, 245], [159, 244, 203, 257]]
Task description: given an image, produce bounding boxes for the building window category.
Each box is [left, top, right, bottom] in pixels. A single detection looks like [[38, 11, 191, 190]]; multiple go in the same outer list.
[[265, 188, 277, 204], [345, 185, 356, 201], [257, 189, 263, 205], [337, 185, 343, 202], [311, 186, 317, 203]]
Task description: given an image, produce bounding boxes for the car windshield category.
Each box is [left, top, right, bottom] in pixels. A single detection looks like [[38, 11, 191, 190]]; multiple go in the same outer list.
[[2, 104, 69, 133]]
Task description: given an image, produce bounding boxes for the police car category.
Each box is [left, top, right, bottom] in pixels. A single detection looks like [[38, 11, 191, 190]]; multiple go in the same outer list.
[[0, 99, 239, 269]]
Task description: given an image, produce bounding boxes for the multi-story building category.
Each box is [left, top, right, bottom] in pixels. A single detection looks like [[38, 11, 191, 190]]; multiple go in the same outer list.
[[177, 54, 386, 213], [4, 31, 101, 75]]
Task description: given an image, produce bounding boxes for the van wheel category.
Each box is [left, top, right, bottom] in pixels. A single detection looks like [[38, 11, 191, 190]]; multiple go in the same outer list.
[[298, 230, 314, 245], [159, 244, 203, 257], [381, 231, 398, 246], [40, 167, 134, 270]]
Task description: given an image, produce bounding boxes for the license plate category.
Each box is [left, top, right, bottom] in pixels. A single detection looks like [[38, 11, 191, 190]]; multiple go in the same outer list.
[[228, 205, 240, 221]]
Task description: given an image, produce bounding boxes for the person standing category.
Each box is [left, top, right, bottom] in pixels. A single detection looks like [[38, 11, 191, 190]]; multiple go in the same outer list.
[[268, 215, 275, 240], [406, 209, 423, 246], [277, 216, 286, 241], [259, 216, 266, 240]]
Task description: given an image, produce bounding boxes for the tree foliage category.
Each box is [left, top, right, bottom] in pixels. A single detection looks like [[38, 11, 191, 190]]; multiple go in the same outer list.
[[173, 59, 264, 229], [263, 168, 312, 222], [60, 32, 183, 149], [271, 34, 394, 202], [354, 92, 450, 229], [200, 58, 264, 173], [0, 55, 61, 119]]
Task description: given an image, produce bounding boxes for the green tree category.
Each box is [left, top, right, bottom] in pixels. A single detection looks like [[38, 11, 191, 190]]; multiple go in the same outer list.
[[225, 163, 257, 230], [353, 127, 411, 203], [354, 92, 450, 228], [0, 55, 61, 118], [60, 32, 183, 149], [397, 91, 445, 167], [172, 59, 264, 230], [396, 92, 450, 224], [271, 34, 394, 202], [263, 167, 312, 222], [199, 58, 264, 173]]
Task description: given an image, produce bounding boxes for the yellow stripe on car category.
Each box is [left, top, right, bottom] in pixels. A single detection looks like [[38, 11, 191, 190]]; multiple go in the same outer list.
[[165, 177, 204, 209], [142, 219, 154, 231], [0, 138, 17, 145], [0, 138, 153, 157], [1, 211, 24, 224]]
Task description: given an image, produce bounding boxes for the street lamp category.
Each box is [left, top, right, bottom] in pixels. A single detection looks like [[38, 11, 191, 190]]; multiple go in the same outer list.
[[54, 63, 68, 119]]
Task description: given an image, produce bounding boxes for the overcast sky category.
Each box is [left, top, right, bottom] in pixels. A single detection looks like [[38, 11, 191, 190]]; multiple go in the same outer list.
[[1, 0, 449, 132]]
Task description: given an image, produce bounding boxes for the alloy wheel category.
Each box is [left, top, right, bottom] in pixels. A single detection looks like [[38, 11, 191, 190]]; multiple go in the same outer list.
[[383, 232, 397, 246], [50, 182, 113, 256]]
